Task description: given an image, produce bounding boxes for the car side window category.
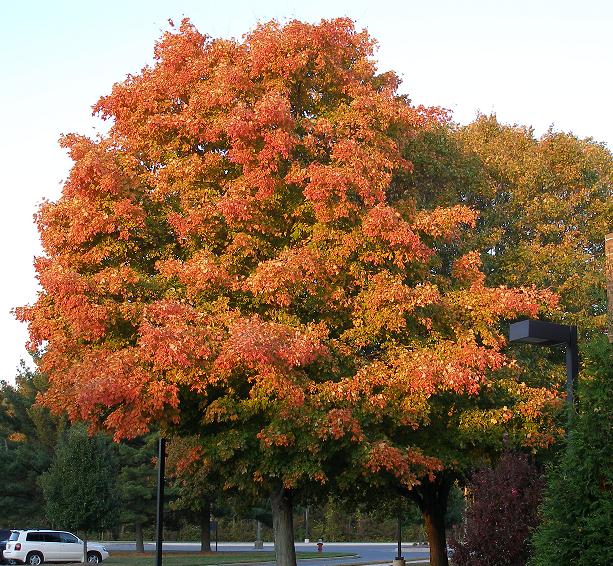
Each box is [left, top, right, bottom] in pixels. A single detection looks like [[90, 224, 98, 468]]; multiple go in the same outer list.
[[26, 533, 45, 542], [9, 532, 20, 541], [44, 533, 62, 543], [60, 533, 79, 544]]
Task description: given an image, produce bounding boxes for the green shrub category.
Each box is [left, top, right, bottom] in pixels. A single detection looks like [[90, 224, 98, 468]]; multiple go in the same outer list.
[[529, 336, 613, 565]]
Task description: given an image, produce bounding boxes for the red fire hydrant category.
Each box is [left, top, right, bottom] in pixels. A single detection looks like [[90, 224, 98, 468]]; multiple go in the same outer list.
[[317, 539, 323, 552]]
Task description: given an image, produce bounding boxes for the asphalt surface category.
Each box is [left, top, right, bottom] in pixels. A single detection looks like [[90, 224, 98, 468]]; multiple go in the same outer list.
[[103, 542, 431, 565]]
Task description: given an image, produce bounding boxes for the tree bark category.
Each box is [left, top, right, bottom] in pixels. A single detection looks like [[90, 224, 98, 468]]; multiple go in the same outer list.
[[423, 504, 448, 566], [270, 484, 297, 566], [135, 522, 144, 553], [405, 474, 453, 566], [200, 498, 212, 552]]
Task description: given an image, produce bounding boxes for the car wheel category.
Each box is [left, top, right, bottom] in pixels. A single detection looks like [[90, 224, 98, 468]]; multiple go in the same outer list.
[[87, 552, 101, 564], [26, 552, 43, 566]]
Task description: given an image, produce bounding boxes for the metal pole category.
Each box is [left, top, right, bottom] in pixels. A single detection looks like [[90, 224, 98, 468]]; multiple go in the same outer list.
[[305, 506, 309, 542], [566, 325, 578, 407], [155, 437, 166, 566], [255, 520, 263, 549], [396, 508, 402, 560]]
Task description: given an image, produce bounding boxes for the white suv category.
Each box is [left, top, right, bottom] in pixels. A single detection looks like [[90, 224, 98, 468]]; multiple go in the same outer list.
[[3, 531, 109, 565]]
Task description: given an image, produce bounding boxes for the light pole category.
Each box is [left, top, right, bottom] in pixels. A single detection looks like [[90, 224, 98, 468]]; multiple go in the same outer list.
[[255, 520, 263, 549], [155, 436, 166, 566], [393, 505, 404, 566], [508, 319, 578, 406]]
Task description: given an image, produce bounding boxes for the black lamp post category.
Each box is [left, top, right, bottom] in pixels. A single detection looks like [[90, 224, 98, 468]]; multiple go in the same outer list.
[[508, 319, 578, 405], [393, 505, 404, 566], [155, 437, 166, 566]]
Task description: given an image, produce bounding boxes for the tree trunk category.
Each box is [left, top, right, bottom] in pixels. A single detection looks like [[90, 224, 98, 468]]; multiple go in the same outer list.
[[423, 504, 448, 566], [270, 484, 297, 566], [405, 474, 453, 566], [135, 522, 144, 553], [200, 498, 212, 552]]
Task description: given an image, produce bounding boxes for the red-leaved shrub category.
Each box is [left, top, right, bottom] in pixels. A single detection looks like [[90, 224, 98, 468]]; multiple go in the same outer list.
[[449, 452, 543, 566]]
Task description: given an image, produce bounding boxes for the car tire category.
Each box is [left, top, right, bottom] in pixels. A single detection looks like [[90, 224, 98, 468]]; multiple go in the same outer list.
[[87, 552, 102, 564], [26, 552, 43, 566]]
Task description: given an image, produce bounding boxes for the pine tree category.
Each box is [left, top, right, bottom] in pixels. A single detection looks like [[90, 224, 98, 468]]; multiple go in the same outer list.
[[529, 336, 613, 565], [116, 434, 158, 551], [41, 424, 119, 536]]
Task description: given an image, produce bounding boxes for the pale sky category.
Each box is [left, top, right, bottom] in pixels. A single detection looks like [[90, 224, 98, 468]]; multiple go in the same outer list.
[[1, 0, 612, 383]]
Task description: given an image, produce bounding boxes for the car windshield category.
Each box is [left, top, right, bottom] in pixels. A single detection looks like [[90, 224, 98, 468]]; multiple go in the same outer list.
[[9, 532, 20, 541]]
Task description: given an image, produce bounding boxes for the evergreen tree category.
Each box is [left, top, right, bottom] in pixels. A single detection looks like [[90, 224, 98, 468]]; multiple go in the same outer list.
[[41, 424, 119, 536], [529, 336, 613, 565], [0, 364, 66, 526], [116, 434, 158, 551]]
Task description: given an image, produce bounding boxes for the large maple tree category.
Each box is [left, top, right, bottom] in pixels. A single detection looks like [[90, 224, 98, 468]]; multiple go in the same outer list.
[[18, 19, 562, 566]]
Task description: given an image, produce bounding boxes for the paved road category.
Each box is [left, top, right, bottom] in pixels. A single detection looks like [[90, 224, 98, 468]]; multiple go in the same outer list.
[[103, 542, 431, 565]]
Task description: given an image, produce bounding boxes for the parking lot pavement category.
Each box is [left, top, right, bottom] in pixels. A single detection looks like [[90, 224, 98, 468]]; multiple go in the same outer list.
[[102, 541, 431, 565]]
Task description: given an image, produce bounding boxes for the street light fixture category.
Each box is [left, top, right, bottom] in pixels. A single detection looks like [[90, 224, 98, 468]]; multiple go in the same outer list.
[[508, 319, 578, 405]]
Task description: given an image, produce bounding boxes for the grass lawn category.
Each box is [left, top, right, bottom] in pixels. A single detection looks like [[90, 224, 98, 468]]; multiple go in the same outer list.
[[104, 551, 356, 566]]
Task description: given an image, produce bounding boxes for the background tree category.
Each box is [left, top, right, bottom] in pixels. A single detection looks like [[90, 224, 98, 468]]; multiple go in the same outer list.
[[529, 336, 613, 566], [0, 364, 66, 526], [166, 435, 218, 552], [17, 18, 564, 566], [402, 115, 612, 330], [458, 116, 611, 331], [40, 424, 119, 559], [391, 117, 612, 563], [116, 433, 158, 552]]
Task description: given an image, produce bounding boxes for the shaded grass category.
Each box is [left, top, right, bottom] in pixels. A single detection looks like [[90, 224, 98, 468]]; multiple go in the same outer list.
[[104, 551, 355, 566]]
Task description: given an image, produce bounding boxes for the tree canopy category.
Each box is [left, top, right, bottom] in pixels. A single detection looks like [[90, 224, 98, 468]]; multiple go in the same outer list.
[[17, 18, 571, 566], [457, 117, 612, 331]]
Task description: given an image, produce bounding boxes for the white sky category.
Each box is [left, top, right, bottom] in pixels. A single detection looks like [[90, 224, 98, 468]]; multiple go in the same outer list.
[[1, 0, 612, 383]]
